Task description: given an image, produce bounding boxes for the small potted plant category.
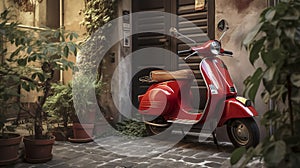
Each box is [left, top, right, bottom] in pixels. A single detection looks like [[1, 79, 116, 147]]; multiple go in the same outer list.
[[43, 83, 74, 141], [0, 9, 80, 163], [69, 75, 102, 142]]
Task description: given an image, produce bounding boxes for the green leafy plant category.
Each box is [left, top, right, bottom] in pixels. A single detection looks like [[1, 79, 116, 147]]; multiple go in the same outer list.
[[43, 83, 74, 137], [0, 67, 19, 136], [80, 0, 117, 35], [72, 74, 103, 123], [116, 119, 147, 138], [231, 0, 300, 167], [0, 9, 80, 139]]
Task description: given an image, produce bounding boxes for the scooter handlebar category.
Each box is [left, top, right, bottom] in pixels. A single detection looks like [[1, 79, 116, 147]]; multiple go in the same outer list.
[[221, 50, 233, 56], [178, 49, 193, 55]]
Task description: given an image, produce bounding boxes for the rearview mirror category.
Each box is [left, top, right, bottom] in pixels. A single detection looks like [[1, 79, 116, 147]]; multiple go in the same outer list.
[[217, 19, 229, 32]]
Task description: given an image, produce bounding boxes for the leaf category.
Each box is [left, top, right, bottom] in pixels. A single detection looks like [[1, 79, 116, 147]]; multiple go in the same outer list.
[[243, 23, 263, 47], [74, 47, 77, 56], [247, 68, 263, 101], [37, 73, 45, 82], [21, 82, 30, 92], [28, 82, 36, 90], [273, 37, 280, 49], [17, 58, 27, 66], [230, 147, 246, 165], [291, 73, 300, 87], [31, 73, 37, 80], [63, 46, 69, 57], [265, 9, 276, 21], [291, 89, 300, 103], [68, 43, 76, 53], [249, 38, 265, 65], [69, 33, 73, 40], [27, 46, 32, 54], [54, 31, 60, 39], [261, 91, 270, 103], [10, 47, 22, 58], [263, 65, 276, 82], [284, 27, 296, 41], [263, 141, 286, 166]]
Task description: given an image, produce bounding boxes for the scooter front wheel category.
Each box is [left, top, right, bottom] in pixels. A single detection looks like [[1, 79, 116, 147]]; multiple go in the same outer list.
[[227, 118, 259, 148]]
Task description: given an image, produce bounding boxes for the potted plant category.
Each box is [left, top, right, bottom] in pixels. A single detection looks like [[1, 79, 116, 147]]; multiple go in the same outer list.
[[43, 83, 74, 141], [0, 65, 22, 165], [0, 9, 80, 163], [0, 10, 24, 166], [69, 75, 102, 142]]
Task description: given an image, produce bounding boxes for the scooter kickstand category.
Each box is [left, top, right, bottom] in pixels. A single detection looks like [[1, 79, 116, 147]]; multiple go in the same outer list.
[[212, 130, 219, 150]]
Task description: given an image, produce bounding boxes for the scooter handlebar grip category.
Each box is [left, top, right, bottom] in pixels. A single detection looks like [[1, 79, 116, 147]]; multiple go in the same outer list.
[[223, 50, 233, 55]]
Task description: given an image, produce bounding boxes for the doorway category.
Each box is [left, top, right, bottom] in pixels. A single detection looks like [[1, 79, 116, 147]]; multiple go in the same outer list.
[[131, 0, 215, 110]]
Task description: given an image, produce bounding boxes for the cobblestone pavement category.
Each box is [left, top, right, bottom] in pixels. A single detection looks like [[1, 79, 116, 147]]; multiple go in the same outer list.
[[11, 135, 235, 168]]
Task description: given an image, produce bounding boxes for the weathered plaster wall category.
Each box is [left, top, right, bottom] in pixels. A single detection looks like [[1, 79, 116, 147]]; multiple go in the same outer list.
[[215, 0, 268, 140], [63, 0, 86, 83]]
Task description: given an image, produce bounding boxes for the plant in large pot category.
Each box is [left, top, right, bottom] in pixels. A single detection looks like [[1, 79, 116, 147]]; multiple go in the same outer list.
[[0, 10, 79, 163], [0, 10, 24, 166], [0, 64, 22, 165], [43, 83, 74, 141], [0, 90, 22, 166], [70, 74, 102, 142]]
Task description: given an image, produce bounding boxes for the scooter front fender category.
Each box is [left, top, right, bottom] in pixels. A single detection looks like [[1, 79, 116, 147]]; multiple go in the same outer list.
[[218, 97, 258, 126]]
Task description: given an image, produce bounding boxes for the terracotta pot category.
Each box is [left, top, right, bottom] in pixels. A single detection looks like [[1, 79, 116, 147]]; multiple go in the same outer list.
[[23, 135, 55, 163], [87, 110, 96, 123], [0, 133, 22, 166], [72, 123, 94, 139], [72, 111, 96, 124], [51, 126, 73, 141], [94, 120, 110, 136]]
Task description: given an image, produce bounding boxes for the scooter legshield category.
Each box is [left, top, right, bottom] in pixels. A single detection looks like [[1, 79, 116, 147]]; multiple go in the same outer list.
[[218, 97, 259, 126]]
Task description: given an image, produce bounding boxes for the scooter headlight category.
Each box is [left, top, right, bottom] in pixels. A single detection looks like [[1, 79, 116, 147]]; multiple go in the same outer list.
[[210, 41, 221, 55]]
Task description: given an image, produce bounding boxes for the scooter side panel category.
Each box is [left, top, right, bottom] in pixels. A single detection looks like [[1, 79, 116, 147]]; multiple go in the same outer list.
[[218, 97, 259, 126], [139, 80, 192, 117]]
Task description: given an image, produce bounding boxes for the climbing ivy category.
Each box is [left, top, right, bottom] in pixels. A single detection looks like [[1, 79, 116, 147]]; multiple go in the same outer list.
[[80, 0, 117, 35]]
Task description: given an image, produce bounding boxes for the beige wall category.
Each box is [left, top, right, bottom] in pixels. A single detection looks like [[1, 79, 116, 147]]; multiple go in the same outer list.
[[63, 0, 86, 84]]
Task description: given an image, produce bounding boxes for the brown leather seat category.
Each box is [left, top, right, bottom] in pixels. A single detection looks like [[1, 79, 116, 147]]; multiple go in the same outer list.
[[150, 69, 194, 82]]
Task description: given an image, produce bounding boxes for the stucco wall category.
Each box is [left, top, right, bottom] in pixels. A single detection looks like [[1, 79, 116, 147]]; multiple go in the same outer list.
[[63, 0, 86, 84], [215, 0, 268, 140]]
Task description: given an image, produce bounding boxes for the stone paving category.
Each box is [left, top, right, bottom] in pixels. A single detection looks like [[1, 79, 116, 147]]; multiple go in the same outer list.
[[9, 135, 237, 168]]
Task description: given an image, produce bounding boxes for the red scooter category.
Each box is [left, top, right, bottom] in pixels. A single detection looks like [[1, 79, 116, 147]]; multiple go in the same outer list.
[[138, 20, 260, 148]]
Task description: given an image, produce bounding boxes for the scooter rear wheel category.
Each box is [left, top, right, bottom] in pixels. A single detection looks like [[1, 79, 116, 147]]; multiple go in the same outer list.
[[227, 118, 259, 148], [144, 116, 171, 135]]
